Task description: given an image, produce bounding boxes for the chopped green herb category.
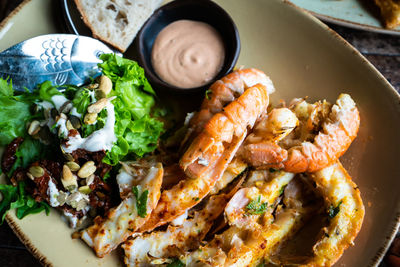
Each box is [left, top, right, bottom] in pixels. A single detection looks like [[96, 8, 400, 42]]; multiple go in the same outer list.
[[269, 168, 277, 173], [205, 89, 212, 100], [167, 258, 185, 267], [256, 260, 266, 267], [132, 185, 149, 218], [279, 185, 287, 196], [246, 195, 268, 215], [328, 200, 343, 218]]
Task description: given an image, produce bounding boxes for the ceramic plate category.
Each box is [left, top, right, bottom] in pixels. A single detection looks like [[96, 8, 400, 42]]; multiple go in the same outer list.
[[287, 0, 400, 35], [1, 0, 400, 266]]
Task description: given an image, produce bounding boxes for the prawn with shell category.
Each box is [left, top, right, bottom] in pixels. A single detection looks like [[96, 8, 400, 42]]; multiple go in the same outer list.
[[80, 68, 364, 266]]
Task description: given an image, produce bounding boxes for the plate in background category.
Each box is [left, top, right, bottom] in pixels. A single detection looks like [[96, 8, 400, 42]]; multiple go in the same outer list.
[[287, 0, 400, 35], [1, 0, 400, 266]]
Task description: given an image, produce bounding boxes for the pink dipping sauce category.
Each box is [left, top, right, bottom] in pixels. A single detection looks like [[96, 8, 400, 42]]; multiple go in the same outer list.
[[151, 20, 225, 89]]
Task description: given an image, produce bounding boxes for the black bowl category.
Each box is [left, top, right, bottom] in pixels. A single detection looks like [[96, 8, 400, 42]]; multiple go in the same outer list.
[[136, 0, 241, 94]]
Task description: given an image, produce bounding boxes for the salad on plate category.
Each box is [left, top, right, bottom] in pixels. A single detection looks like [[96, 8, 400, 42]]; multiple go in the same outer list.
[[0, 53, 164, 228]]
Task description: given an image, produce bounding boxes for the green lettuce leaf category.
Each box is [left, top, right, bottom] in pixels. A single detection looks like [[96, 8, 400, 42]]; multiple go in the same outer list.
[[96, 54, 164, 165], [0, 77, 13, 97], [0, 78, 32, 146], [0, 181, 50, 224], [38, 81, 62, 102], [99, 53, 155, 120], [71, 87, 94, 115], [103, 115, 164, 165]]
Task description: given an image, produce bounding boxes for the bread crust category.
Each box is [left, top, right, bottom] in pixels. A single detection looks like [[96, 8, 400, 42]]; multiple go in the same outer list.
[[73, 0, 162, 52]]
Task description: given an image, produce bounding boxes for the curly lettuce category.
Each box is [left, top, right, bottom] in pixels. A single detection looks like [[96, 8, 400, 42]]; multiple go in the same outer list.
[[0, 181, 50, 224], [99, 53, 155, 119], [0, 78, 32, 146], [97, 54, 164, 165]]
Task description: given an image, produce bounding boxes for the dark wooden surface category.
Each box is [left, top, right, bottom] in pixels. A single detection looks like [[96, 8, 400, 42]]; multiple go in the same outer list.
[[0, 1, 399, 267]]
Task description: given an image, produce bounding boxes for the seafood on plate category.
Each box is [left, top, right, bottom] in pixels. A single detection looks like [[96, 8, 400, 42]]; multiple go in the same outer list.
[[139, 83, 272, 232], [240, 93, 360, 173], [123, 186, 240, 266], [82, 68, 363, 265], [373, 0, 400, 29], [81, 162, 163, 257], [297, 161, 365, 266], [0, 60, 364, 267], [178, 169, 320, 267], [183, 68, 275, 145]]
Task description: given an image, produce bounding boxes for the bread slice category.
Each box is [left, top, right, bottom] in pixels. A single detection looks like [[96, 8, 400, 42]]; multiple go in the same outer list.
[[374, 0, 400, 29], [74, 0, 162, 52]]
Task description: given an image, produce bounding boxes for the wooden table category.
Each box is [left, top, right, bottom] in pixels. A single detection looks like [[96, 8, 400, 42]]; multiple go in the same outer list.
[[0, 1, 399, 266]]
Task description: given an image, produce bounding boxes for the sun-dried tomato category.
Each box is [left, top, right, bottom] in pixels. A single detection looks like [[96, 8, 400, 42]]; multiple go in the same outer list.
[[38, 160, 62, 181], [1, 137, 24, 174]]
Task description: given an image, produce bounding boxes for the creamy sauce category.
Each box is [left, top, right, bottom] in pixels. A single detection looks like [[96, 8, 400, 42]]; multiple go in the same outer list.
[[63, 211, 79, 229], [56, 117, 69, 138], [47, 179, 60, 207], [51, 95, 69, 110], [151, 20, 225, 88], [62, 102, 117, 153]]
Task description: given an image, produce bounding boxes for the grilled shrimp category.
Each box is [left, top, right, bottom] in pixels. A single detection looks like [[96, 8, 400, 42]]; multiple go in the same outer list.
[[241, 94, 360, 173], [123, 192, 235, 267], [210, 157, 247, 195], [296, 161, 365, 266], [224, 170, 295, 231], [239, 107, 299, 167], [182, 171, 317, 267], [81, 163, 163, 257], [184, 68, 275, 143], [139, 83, 271, 232]]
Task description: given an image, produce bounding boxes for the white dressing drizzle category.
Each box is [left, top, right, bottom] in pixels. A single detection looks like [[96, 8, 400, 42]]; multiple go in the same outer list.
[[70, 107, 81, 118], [63, 211, 79, 229], [47, 179, 60, 207], [51, 95, 70, 110], [56, 117, 69, 138], [62, 102, 117, 153], [37, 101, 53, 110]]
